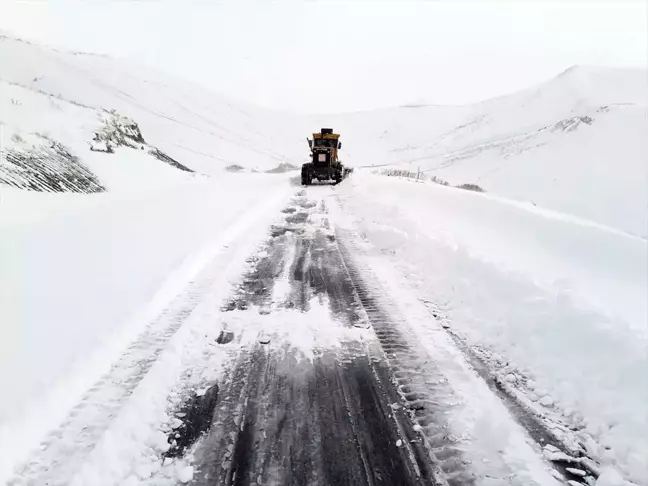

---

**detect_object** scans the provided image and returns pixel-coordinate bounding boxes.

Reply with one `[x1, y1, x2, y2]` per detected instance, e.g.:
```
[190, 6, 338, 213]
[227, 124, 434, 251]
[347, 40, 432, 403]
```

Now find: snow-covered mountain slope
[324, 66, 648, 238]
[0, 34, 305, 192]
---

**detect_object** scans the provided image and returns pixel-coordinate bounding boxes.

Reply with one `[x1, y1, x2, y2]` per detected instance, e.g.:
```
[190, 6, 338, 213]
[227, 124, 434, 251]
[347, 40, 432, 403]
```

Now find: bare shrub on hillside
[429, 175, 450, 186]
[225, 164, 245, 172]
[456, 183, 485, 192]
[266, 163, 299, 173]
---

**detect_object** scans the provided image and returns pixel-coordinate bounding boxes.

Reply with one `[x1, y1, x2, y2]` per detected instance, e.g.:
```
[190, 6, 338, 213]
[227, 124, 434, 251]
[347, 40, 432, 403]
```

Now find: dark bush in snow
[148, 148, 194, 173]
[266, 163, 299, 173]
[225, 164, 245, 172]
[456, 183, 486, 192]
[429, 175, 450, 186]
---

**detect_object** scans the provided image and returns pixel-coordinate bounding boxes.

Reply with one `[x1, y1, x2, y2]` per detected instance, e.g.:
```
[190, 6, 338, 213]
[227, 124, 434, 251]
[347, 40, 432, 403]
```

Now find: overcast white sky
[1, 0, 646, 113]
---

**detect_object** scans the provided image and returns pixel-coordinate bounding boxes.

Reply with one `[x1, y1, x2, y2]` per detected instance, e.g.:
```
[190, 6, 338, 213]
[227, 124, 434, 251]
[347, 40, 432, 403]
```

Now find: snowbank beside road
[0, 173, 292, 480]
[336, 172, 648, 484]
[346, 172, 646, 331]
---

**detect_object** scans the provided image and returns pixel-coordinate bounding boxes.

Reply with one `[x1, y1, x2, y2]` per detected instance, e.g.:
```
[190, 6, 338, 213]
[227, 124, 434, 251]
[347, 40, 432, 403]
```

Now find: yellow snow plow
[302, 128, 349, 185]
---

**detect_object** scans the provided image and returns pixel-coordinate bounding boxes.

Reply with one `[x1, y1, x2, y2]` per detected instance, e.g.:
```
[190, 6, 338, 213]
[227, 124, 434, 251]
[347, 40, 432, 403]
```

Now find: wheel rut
[179, 190, 447, 485]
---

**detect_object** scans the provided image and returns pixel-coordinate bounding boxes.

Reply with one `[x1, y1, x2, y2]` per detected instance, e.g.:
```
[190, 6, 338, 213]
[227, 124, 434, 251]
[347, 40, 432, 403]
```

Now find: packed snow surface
[335, 172, 648, 484]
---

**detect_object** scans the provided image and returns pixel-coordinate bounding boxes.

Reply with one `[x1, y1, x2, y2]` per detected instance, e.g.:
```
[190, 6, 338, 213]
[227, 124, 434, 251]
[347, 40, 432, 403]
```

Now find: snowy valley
[1, 33, 647, 486]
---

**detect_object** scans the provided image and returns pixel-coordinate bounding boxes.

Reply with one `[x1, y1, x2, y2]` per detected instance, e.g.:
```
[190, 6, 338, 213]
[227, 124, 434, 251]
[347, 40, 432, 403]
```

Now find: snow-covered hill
[322, 66, 648, 238]
[0, 34, 305, 194]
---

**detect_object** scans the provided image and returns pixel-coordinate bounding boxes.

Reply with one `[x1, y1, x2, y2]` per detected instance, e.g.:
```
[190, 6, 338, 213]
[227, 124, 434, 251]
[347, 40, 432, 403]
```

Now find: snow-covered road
[134, 187, 561, 486]
[185, 191, 447, 486]
[3, 173, 645, 486]
[0, 174, 294, 484]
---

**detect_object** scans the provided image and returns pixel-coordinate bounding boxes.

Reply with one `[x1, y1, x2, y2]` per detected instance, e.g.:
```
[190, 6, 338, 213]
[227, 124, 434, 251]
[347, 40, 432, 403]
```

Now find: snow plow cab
[302, 128, 347, 185]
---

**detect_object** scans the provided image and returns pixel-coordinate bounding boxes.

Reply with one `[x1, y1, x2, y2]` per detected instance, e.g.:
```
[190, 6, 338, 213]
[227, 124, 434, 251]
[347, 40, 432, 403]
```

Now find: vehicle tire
[301, 164, 312, 186]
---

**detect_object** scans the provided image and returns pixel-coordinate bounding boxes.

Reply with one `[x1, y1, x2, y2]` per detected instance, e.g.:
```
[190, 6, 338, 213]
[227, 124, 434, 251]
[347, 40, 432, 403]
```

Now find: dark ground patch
[1, 141, 105, 193]
[192, 349, 438, 486]
[148, 147, 194, 172]
[216, 330, 235, 344]
[165, 383, 219, 458]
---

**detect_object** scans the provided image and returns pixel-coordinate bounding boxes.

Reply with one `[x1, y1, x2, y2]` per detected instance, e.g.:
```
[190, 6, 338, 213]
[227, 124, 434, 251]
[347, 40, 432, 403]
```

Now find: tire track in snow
[181, 190, 441, 485]
[335, 228, 474, 486]
[6, 189, 292, 486]
[9, 261, 224, 486]
[332, 190, 580, 485]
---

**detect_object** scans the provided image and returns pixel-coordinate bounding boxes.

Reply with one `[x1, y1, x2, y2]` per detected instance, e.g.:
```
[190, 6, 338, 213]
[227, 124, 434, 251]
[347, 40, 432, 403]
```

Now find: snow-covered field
[1, 31, 647, 486]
